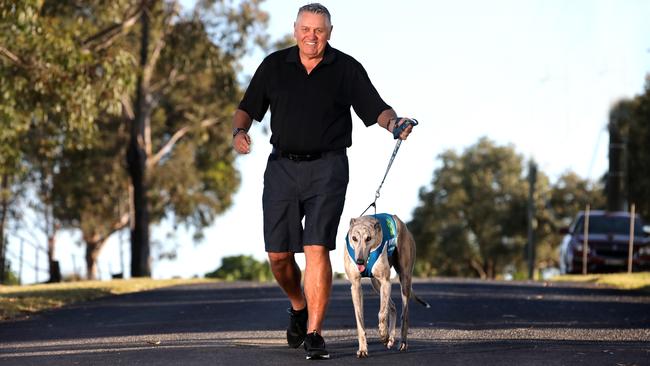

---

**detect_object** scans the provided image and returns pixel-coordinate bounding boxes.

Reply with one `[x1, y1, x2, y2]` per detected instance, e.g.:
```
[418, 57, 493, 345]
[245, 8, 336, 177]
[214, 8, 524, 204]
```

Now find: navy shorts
[262, 149, 349, 253]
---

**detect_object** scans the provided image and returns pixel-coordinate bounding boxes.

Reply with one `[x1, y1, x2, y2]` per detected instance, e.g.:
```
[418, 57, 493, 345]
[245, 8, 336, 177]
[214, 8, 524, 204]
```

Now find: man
[231, 3, 413, 360]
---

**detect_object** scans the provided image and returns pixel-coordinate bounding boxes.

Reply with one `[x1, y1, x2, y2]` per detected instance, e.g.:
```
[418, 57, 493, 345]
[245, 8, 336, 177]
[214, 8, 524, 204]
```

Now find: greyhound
[344, 213, 430, 358]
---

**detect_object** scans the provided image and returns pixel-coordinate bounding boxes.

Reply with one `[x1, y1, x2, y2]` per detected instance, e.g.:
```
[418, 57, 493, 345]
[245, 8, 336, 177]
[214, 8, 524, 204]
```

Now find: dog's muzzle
[356, 258, 366, 272]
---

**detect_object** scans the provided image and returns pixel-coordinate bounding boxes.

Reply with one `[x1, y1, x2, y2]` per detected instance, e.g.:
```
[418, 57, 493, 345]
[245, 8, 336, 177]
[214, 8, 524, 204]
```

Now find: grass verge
[552, 272, 650, 292]
[0, 278, 216, 321]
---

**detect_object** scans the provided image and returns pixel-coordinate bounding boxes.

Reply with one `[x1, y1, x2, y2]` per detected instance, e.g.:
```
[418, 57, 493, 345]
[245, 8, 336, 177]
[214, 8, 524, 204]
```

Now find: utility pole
[527, 161, 537, 280]
[607, 120, 625, 211]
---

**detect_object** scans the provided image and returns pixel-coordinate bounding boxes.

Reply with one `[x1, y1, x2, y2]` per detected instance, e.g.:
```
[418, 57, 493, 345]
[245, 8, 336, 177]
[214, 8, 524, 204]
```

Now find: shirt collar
[286, 43, 337, 66]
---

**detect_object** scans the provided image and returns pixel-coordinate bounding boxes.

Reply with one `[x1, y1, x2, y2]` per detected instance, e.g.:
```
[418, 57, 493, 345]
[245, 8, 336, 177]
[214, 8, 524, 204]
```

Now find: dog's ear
[374, 221, 381, 233]
[350, 218, 357, 226]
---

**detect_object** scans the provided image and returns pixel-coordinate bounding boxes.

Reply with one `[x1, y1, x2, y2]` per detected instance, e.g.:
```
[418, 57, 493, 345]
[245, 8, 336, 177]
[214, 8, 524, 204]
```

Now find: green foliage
[0, 0, 135, 152]
[1, 0, 270, 279]
[1, 261, 20, 285]
[205, 255, 273, 282]
[611, 77, 650, 221]
[409, 137, 605, 279]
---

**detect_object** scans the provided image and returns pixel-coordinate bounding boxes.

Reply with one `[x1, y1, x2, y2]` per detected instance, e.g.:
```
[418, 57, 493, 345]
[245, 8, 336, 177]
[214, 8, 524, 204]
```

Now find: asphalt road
[1, 278, 649, 366]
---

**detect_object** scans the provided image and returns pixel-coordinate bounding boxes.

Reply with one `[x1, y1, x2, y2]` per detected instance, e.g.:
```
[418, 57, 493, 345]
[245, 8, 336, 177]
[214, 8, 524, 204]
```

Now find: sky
[6, 0, 650, 284]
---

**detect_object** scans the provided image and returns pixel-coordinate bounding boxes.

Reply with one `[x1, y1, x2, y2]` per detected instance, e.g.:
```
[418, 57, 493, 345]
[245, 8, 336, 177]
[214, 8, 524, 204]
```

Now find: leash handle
[392, 117, 419, 139]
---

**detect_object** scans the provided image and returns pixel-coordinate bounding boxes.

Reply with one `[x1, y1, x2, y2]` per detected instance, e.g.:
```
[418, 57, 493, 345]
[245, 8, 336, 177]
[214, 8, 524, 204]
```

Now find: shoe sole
[306, 354, 330, 360]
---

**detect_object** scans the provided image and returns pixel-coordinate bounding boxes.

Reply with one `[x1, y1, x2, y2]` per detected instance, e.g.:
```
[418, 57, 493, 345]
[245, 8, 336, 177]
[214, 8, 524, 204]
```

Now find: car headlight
[640, 246, 650, 256]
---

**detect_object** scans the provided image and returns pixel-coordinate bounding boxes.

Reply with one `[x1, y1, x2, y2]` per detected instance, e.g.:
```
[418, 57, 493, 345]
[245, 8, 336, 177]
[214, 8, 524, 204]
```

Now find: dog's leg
[374, 277, 397, 348]
[398, 271, 411, 351]
[373, 276, 395, 348]
[395, 215, 417, 352]
[350, 278, 368, 358]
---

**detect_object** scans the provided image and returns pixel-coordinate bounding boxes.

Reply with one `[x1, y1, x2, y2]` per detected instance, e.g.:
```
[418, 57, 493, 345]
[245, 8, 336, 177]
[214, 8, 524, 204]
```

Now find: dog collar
[346, 213, 398, 278]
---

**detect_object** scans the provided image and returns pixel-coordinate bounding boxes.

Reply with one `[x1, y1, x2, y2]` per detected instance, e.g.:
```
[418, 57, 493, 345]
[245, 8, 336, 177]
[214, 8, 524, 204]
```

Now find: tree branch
[81, 1, 150, 52]
[147, 118, 220, 168]
[121, 94, 135, 120]
[0, 45, 26, 67]
[95, 212, 130, 246]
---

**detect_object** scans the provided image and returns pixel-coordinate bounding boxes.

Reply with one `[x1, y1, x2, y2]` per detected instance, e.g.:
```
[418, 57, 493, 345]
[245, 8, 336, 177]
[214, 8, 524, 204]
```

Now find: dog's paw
[379, 333, 389, 345]
[399, 342, 408, 351]
[385, 336, 395, 349]
[357, 349, 368, 358]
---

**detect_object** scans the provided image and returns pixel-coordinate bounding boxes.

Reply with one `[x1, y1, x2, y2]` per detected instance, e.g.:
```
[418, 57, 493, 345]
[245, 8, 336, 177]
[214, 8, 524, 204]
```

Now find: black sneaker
[286, 307, 308, 348]
[304, 331, 330, 360]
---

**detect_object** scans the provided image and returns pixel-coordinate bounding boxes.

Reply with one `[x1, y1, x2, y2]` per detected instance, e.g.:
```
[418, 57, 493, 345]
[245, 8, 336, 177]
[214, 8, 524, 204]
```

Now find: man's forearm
[377, 108, 398, 132]
[232, 109, 253, 131]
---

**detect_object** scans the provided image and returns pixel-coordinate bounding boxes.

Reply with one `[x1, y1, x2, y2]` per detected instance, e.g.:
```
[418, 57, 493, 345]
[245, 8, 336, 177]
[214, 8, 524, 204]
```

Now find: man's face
[293, 11, 332, 59]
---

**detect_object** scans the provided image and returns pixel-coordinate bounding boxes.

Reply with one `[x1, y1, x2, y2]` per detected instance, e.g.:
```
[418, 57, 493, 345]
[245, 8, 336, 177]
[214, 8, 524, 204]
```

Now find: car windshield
[575, 216, 643, 235]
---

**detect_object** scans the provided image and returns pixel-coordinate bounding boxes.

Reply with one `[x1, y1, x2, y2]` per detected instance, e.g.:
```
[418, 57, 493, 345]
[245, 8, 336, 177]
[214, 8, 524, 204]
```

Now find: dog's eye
[352, 236, 358, 242]
[365, 237, 371, 242]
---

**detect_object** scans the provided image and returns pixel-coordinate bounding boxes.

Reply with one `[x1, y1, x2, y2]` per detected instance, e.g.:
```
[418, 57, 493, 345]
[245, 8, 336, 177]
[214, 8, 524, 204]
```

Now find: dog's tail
[412, 292, 431, 308]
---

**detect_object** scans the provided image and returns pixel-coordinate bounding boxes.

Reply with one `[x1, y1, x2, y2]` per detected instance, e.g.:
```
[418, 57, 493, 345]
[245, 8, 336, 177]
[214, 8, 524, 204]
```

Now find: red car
[559, 210, 650, 274]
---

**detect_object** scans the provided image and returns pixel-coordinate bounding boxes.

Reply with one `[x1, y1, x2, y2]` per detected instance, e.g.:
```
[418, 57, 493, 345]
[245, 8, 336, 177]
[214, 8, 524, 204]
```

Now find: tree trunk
[470, 258, 487, 279]
[85, 237, 105, 280]
[0, 173, 8, 284]
[128, 0, 154, 278]
[47, 233, 61, 283]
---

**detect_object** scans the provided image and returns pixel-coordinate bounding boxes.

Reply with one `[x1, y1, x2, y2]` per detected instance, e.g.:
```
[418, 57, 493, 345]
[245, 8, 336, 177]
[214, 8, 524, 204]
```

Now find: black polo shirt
[238, 44, 391, 154]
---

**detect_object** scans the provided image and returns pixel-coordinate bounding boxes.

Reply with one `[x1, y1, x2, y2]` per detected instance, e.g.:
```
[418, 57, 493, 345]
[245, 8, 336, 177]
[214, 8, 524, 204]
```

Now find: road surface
[1, 278, 649, 365]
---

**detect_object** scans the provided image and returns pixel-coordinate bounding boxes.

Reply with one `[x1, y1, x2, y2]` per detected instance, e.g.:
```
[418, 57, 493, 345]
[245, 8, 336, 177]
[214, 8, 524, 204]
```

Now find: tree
[409, 138, 530, 278]
[409, 138, 607, 278]
[47, 0, 269, 279]
[0, 0, 136, 281]
[205, 255, 273, 281]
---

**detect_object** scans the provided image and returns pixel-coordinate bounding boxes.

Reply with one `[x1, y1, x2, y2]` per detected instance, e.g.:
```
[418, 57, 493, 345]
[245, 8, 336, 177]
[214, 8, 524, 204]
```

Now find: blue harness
[346, 213, 398, 278]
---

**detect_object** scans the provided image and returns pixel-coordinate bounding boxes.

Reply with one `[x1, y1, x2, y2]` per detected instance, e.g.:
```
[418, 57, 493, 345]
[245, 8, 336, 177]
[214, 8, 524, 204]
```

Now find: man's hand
[390, 118, 416, 140]
[233, 131, 252, 154]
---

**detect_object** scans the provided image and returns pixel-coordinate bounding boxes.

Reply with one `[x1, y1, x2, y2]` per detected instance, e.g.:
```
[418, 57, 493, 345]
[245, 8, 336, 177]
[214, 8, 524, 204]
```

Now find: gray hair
[297, 3, 331, 25]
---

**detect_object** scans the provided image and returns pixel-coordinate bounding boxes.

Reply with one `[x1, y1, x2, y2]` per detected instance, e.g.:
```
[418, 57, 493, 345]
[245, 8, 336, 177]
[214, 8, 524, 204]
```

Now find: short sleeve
[238, 60, 270, 122]
[350, 62, 391, 127]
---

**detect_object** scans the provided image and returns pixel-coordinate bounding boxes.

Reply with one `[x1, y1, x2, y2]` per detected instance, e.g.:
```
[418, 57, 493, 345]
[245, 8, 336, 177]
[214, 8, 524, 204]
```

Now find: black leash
[360, 118, 418, 216]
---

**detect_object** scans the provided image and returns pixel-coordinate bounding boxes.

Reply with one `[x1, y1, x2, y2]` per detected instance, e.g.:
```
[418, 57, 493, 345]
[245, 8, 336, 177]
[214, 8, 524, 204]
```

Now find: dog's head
[347, 216, 383, 273]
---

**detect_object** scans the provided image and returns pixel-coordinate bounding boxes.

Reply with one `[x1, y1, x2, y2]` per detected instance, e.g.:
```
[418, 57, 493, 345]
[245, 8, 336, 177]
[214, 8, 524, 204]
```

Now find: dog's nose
[356, 258, 365, 265]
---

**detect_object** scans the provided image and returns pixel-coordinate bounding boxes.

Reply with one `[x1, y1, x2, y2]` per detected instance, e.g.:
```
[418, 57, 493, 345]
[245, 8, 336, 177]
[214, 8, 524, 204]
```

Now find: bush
[205, 255, 273, 282]
[1, 261, 20, 285]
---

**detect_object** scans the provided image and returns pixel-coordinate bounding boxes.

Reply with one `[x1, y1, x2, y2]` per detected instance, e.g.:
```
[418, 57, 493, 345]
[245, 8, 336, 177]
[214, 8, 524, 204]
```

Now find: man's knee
[268, 252, 295, 267]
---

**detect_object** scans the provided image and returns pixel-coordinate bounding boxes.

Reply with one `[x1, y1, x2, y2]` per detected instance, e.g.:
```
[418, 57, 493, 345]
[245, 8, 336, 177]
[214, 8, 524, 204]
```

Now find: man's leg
[268, 252, 306, 311]
[303, 245, 332, 333]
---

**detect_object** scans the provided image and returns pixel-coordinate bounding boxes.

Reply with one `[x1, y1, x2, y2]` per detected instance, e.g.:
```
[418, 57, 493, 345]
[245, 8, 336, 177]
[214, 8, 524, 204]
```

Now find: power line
[586, 124, 606, 180]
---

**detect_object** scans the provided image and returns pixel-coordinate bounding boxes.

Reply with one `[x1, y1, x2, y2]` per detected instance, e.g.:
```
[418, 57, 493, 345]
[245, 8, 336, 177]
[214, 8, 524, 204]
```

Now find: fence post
[582, 205, 590, 275]
[627, 203, 636, 273]
[19, 239, 24, 285]
[35, 248, 39, 283]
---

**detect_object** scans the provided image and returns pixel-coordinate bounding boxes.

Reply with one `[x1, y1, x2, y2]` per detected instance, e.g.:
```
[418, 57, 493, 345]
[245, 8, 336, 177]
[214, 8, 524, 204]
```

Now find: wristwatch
[232, 127, 248, 138]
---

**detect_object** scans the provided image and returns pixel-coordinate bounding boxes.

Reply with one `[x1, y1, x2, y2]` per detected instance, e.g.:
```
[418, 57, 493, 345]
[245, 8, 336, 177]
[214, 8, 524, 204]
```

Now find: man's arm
[232, 109, 253, 154]
[377, 108, 413, 140]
